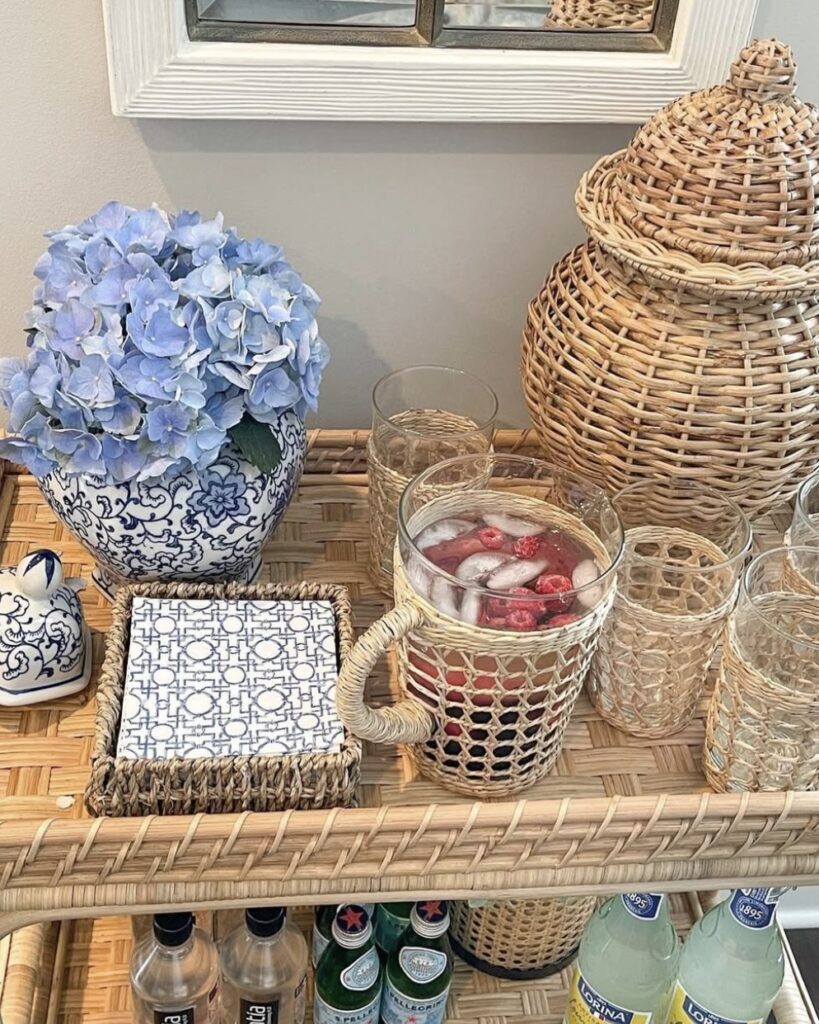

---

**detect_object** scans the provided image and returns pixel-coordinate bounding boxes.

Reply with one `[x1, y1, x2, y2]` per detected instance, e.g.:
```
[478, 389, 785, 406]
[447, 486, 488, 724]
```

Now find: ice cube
[455, 551, 511, 582]
[572, 558, 603, 609]
[483, 513, 542, 538]
[486, 558, 549, 590]
[413, 518, 475, 551]
[430, 576, 461, 620]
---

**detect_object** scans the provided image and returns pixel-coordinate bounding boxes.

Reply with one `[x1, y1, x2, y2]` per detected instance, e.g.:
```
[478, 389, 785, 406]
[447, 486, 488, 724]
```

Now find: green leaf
[229, 414, 282, 475]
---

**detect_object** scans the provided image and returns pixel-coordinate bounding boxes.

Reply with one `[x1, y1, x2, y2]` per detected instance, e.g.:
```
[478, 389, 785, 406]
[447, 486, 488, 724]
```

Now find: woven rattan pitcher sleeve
[336, 604, 435, 744]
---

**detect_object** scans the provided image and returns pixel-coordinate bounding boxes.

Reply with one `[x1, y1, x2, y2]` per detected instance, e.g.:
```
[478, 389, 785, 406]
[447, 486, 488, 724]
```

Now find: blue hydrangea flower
[0, 202, 327, 483]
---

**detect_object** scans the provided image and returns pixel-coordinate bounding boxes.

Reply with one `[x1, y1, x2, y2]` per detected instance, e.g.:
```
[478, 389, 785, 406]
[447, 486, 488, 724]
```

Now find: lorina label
[381, 977, 450, 1024]
[563, 967, 652, 1024]
[313, 991, 381, 1024]
[667, 984, 763, 1024]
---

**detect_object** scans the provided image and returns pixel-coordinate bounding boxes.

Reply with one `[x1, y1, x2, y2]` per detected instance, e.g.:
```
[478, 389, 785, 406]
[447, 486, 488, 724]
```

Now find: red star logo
[339, 906, 365, 929]
[419, 900, 442, 919]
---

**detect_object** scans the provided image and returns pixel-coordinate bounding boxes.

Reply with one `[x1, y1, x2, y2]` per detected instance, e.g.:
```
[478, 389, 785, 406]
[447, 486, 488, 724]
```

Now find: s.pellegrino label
[313, 990, 381, 1024]
[239, 998, 280, 1024]
[667, 984, 763, 1024]
[154, 1011, 194, 1024]
[728, 889, 787, 930]
[621, 893, 665, 922]
[564, 967, 652, 1024]
[340, 947, 381, 992]
[398, 947, 448, 985]
[381, 976, 450, 1024]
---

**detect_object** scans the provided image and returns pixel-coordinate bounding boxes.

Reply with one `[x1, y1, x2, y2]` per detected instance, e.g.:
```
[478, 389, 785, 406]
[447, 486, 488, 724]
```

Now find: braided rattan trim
[86, 581, 361, 817]
[449, 896, 596, 972]
[588, 527, 740, 738]
[521, 241, 819, 516]
[391, 491, 615, 798]
[704, 617, 819, 793]
[543, 0, 652, 29]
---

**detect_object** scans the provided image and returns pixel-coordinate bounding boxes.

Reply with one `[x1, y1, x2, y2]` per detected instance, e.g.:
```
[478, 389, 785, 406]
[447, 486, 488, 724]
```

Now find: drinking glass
[705, 546, 819, 792]
[367, 366, 497, 591]
[587, 481, 751, 738]
[785, 472, 819, 595]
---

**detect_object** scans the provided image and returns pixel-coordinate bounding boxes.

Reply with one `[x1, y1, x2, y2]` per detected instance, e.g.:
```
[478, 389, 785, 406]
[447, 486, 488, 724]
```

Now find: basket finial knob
[729, 38, 797, 102]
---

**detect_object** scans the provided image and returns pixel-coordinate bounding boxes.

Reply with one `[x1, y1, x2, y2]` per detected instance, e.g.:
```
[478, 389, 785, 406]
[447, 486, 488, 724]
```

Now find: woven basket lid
[576, 38, 819, 298]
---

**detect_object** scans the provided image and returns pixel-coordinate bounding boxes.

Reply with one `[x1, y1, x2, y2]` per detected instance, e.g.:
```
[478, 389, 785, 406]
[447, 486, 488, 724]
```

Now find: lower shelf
[8, 896, 812, 1024]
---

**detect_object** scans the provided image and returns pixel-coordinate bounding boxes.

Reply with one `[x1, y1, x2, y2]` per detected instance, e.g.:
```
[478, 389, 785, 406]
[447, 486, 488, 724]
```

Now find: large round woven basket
[522, 38, 819, 516]
[449, 897, 597, 979]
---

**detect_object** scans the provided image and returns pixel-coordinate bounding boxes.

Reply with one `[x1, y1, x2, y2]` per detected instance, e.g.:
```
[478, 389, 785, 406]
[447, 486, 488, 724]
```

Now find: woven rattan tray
[0, 431, 815, 941]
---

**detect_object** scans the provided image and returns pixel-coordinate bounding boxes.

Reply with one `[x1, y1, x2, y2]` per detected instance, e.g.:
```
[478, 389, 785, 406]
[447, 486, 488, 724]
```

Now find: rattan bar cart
[0, 431, 814, 1024]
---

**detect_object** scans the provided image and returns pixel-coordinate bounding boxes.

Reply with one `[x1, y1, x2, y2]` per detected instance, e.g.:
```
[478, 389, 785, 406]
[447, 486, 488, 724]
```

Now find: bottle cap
[331, 905, 372, 949]
[410, 900, 450, 938]
[246, 907, 286, 938]
[153, 913, 194, 947]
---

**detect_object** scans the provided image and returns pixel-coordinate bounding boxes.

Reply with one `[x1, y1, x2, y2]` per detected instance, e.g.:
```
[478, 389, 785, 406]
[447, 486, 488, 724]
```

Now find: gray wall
[0, 0, 816, 428]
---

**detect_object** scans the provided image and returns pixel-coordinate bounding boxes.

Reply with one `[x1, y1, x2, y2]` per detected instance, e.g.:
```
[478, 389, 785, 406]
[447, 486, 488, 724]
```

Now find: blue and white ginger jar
[0, 549, 91, 706]
[38, 411, 306, 598]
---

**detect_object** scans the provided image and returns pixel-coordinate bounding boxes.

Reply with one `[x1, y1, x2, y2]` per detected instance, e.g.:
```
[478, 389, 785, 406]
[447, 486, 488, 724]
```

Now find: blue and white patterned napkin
[116, 597, 343, 759]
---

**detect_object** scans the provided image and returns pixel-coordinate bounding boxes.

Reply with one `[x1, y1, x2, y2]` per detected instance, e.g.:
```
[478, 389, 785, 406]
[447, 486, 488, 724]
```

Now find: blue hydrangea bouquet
[0, 202, 329, 483]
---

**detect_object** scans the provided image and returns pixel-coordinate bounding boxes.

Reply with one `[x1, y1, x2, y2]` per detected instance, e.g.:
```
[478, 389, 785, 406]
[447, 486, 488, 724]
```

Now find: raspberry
[513, 535, 541, 559]
[506, 609, 538, 631]
[543, 612, 581, 629]
[534, 573, 574, 612]
[482, 615, 508, 630]
[478, 527, 506, 550]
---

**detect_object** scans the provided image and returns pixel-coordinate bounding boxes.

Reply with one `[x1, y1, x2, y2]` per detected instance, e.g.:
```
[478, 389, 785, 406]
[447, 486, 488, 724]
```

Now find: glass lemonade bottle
[564, 893, 679, 1024]
[313, 904, 376, 966]
[314, 905, 383, 1024]
[219, 907, 309, 1024]
[381, 900, 453, 1024]
[669, 888, 787, 1024]
[130, 913, 220, 1024]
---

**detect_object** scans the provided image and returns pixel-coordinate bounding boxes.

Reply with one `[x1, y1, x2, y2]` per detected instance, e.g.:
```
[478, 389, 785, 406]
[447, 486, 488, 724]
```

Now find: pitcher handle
[337, 604, 435, 744]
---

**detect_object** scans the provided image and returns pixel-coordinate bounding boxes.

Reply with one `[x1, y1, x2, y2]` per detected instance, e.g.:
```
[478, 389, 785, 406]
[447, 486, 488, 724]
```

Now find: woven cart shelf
[0, 430, 814, 950]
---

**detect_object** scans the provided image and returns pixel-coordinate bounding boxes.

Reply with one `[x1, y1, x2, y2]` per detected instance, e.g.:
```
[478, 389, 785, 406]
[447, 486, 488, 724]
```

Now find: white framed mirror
[103, 0, 758, 121]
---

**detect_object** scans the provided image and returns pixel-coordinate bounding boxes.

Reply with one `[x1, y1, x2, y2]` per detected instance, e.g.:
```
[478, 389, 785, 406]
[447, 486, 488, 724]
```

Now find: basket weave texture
[544, 0, 654, 30]
[522, 38, 819, 516]
[588, 528, 739, 738]
[449, 897, 596, 976]
[85, 580, 359, 817]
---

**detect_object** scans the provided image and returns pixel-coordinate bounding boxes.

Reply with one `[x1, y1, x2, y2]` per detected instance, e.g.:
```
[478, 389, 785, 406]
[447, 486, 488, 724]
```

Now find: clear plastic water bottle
[669, 888, 787, 1024]
[220, 907, 309, 1024]
[130, 912, 220, 1024]
[564, 893, 680, 1024]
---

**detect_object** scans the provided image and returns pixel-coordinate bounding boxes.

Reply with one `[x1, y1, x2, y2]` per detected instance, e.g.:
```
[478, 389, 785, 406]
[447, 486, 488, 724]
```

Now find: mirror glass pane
[443, 0, 658, 30]
[197, 0, 417, 28]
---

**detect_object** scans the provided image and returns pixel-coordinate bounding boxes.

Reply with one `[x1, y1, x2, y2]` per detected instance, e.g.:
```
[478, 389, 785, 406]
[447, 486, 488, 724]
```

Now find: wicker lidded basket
[86, 580, 360, 817]
[523, 38, 819, 517]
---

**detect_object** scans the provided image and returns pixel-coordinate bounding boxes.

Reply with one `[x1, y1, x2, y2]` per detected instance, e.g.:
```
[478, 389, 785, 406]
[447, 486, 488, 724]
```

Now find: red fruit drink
[405, 507, 603, 766]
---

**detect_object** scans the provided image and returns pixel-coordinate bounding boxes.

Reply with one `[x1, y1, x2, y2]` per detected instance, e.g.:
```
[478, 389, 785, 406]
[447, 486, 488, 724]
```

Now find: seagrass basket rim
[576, 152, 819, 301]
[85, 579, 361, 817]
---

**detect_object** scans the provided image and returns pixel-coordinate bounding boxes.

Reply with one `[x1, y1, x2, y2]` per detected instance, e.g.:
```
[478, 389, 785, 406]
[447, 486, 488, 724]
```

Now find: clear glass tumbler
[786, 472, 819, 595]
[367, 366, 497, 591]
[705, 546, 819, 792]
[587, 481, 751, 738]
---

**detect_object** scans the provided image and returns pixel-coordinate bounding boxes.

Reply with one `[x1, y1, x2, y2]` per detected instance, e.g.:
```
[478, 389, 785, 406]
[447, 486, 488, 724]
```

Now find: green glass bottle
[380, 900, 453, 1024]
[314, 905, 383, 1024]
[313, 904, 375, 966]
[668, 888, 787, 1024]
[374, 904, 413, 957]
[564, 893, 680, 1024]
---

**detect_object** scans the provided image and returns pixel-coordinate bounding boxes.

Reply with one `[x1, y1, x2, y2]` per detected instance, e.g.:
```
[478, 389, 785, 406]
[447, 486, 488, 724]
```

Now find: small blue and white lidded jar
[0, 549, 92, 705]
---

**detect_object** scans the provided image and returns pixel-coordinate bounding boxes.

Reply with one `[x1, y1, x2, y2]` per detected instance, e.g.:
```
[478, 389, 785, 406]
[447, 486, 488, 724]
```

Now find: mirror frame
[103, 0, 759, 122]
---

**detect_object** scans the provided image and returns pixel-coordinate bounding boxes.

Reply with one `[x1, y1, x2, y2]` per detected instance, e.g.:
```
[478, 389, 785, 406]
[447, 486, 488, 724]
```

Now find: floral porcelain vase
[39, 412, 306, 598]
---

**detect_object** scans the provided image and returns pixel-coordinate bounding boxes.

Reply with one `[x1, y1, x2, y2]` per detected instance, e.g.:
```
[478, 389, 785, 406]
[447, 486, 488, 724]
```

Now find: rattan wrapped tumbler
[522, 38, 819, 517]
[449, 896, 597, 979]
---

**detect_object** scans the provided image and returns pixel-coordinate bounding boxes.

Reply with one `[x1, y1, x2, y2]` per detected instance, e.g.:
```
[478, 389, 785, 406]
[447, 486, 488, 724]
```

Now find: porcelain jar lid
[575, 38, 819, 299]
